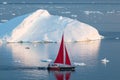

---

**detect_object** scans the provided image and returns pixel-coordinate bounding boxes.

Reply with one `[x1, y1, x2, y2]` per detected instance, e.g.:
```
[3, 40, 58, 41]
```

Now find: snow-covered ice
[0, 9, 102, 42]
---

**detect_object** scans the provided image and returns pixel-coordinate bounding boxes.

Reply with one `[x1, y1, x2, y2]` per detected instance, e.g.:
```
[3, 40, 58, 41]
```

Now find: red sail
[54, 35, 64, 64]
[65, 46, 71, 65]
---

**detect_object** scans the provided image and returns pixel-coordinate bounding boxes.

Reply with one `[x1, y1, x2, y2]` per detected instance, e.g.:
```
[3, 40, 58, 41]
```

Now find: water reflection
[6, 40, 101, 80]
[7, 40, 101, 67]
[54, 71, 71, 80]
[0, 41, 2, 46]
[67, 40, 101, 66]
[49, 71, 71, 80]
[7, 43, 49, 67]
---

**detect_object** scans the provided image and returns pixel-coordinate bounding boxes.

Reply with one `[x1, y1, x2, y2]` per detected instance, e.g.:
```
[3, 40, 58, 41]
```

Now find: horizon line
[1, 2, 120, 5]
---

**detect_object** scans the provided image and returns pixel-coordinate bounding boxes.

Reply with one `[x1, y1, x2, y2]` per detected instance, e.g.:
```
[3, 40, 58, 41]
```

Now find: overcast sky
[0, 0, 120, 3]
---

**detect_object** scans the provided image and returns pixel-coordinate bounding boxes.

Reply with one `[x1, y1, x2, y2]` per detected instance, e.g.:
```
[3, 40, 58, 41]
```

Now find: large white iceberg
[7, 9, 102, 42]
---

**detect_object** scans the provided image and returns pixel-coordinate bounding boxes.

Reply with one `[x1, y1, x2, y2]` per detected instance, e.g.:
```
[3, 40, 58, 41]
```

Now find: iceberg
[1, 9, 102, 42]
[0, 14, 28, 39]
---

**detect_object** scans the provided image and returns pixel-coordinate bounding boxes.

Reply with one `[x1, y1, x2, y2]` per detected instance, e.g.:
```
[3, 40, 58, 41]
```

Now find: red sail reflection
[54, 71, 71, 80]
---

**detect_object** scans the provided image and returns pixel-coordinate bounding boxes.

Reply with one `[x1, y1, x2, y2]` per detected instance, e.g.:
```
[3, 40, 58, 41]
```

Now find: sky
[0, 0, 120, 3]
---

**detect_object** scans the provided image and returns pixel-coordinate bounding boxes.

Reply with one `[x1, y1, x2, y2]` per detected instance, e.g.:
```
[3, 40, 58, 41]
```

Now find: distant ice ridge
[7, 9, 102, 42]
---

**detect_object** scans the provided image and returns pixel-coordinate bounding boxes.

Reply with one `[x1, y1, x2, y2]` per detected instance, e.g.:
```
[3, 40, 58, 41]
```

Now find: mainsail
[65, 46, 71, 65]
[54, 34, 71, 65]
[54, 34, 64, 64]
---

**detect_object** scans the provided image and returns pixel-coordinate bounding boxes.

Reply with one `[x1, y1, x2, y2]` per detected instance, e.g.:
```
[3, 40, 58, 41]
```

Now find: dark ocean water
[0, 3, 120, 80]
[0, 3, 120, 31]
[0, 36, 120, 80]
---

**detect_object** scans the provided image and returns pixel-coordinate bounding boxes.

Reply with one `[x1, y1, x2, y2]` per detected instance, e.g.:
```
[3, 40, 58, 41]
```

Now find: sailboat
[47, 34, 75, 71]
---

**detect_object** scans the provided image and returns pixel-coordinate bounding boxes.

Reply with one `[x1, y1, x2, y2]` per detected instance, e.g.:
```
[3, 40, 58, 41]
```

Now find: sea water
[0, 3, 120, 80]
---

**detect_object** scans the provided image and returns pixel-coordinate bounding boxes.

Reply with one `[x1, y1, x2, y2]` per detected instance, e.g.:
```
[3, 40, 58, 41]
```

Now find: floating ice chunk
[41, 59, 52, 62]
[115, 37, 119, 40]
[101, 58, 109, 63]
[1, 19, 8, 23]
[101, 58, 109, 66]
[71, 15, 77, 17]
[107, 11, 115, 14]
[84, 11, 103, 15]
[32, 41, 40, 43]
[14, 60, 21, 63]
[61, 11, 71, 14]
[74, 62, 86, 66]
[12, 13, 16, 16]
[3, 2, 7, 5]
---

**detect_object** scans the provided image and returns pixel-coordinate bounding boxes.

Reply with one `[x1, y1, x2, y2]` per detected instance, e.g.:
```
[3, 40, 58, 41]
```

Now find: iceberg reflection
[7, 40, 101, 67]
[67, 40, 101, 66]
[7, 43, 49, 67]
